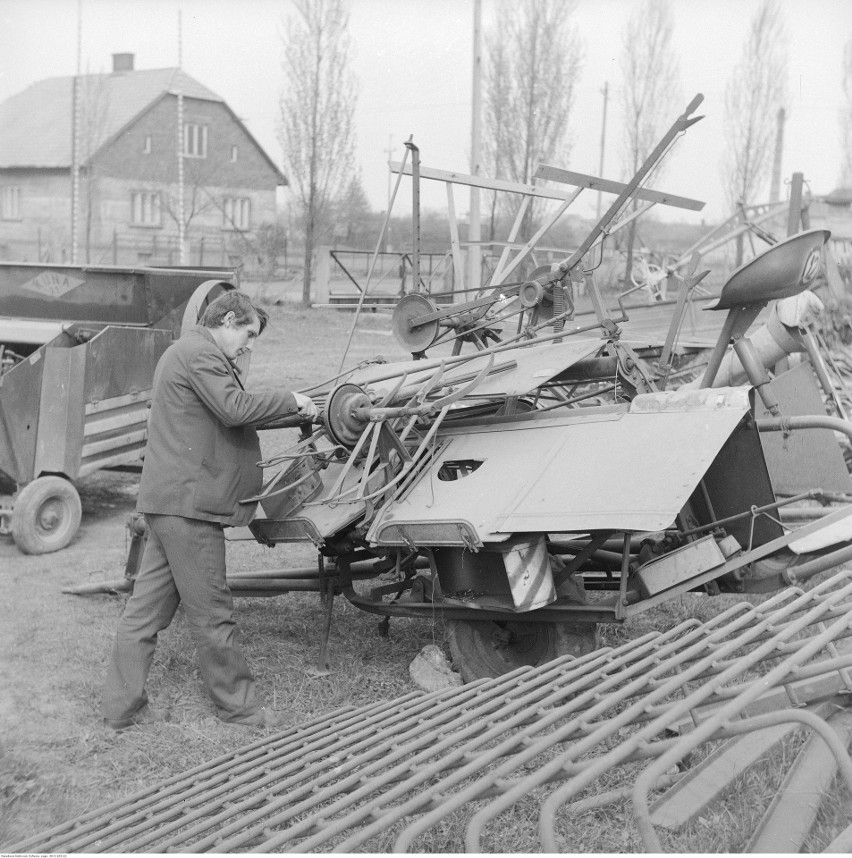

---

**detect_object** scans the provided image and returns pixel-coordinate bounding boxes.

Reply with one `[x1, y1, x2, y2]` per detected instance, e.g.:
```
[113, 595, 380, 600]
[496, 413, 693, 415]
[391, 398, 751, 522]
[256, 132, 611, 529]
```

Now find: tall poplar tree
[619, 0, 680, 283]
[840, 36, 852, 186]
[482, 0, 583, 238]
[721, 0, 788, 210]
[278, 0, 357, 306]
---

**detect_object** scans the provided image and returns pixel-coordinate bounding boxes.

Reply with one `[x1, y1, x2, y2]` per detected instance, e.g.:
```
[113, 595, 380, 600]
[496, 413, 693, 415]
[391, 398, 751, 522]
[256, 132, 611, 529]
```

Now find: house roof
[825, 187, 852, 205]
[0, 67, 251, 170]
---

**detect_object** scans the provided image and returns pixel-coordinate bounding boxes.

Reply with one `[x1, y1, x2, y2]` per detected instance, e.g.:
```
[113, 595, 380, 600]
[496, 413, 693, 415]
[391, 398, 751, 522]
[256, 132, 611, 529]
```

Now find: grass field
[1, 287, 850, 852]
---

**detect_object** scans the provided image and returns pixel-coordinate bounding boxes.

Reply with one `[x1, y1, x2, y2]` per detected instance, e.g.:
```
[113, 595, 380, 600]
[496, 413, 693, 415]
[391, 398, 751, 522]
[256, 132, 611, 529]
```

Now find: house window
[1, 186, 21, 220]
[231, 145, 238, 162]
[131, 191, 161, 226]
[223, 197, 250, 230]
[143, 135, 152, 154]
[183, 123, 207, 158]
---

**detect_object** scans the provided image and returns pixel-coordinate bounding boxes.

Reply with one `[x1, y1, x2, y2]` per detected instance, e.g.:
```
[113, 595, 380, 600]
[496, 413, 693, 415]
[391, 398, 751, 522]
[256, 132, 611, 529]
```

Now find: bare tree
[161, 158, 220, 242]
[278, 0, 357, 306]
[721, 0, 788, 211]
[619, 0, 680, 284]
[840, 36, 852, 187]
[482, 0, 583, 239]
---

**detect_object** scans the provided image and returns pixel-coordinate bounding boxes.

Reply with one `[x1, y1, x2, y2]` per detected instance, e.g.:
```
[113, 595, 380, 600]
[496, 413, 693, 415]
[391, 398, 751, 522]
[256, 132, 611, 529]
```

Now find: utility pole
[177, 10, 186, 265]
[469, 0, 483, 294]
[769, 107, 785, 203]
[596, 81, 609, 220]
[384, 135, 393, 253]
[385, 134, 394, 206]
[70, 0, 82, 263]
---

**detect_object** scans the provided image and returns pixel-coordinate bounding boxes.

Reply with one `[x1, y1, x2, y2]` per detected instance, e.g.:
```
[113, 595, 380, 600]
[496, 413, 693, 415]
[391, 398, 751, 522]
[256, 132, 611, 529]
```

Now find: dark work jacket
[136, 325, 298, 527]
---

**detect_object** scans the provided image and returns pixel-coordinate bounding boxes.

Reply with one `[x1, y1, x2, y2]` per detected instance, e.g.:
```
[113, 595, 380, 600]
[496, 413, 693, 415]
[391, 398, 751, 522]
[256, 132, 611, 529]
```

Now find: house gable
[0, 65, 286, 267]
[0, 67, 283, 182]
[93, 94, 285, 190]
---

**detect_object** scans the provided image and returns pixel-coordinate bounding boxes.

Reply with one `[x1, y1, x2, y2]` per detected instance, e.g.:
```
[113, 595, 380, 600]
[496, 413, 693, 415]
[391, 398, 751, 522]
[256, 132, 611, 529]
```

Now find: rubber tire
[12, 476, 82, 555]
[446, 619, 600, 683]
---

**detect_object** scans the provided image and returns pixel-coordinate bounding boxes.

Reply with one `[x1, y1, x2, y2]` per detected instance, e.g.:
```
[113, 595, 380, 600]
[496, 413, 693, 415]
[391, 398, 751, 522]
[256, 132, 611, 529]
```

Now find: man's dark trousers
[102, 514, 260, 722]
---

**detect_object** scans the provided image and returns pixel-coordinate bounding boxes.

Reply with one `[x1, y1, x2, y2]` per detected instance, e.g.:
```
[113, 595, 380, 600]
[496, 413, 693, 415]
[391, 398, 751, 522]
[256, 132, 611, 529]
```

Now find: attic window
[231, 145, 238, 162]
[143, 135, 152, 154]
[183, 123, 207, 158]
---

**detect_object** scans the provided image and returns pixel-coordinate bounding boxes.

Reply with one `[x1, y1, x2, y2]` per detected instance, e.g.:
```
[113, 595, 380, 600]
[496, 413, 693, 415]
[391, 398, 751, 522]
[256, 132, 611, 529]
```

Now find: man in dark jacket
[102, 291, 317, 730]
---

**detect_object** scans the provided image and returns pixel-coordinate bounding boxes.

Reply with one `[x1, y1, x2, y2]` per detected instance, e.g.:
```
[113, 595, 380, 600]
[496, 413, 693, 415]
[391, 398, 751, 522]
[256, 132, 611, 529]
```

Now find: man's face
[216, 311, 261, 361]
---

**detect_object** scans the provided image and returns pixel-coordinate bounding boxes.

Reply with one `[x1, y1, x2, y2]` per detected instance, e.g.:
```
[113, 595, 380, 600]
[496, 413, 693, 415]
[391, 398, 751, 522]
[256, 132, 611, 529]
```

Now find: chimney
[112, 53, 135, 73]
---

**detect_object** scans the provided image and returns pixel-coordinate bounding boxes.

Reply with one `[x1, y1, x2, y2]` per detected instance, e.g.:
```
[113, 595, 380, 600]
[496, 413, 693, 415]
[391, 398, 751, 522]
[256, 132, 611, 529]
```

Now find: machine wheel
[446, 619, 600, 683]
[12, 476, 82, 555]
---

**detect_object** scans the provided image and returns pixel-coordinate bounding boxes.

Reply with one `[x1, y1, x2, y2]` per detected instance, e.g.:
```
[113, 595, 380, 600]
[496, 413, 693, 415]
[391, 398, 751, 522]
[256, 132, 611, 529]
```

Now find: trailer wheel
[446, 619, 599, 683]
[12, 477, 82, 555]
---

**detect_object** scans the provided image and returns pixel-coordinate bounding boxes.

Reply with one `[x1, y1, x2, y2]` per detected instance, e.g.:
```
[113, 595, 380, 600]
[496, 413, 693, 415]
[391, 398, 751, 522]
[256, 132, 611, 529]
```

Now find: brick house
[0, 53, 286, 268]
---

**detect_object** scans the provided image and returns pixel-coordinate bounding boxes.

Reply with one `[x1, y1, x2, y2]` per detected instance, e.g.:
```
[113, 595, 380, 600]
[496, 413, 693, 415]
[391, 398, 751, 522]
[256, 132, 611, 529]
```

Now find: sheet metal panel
[33, 346, 87, 477]
[369, 388, 751, 543]
[0, 318, 65, 345]
[251, 461, 372, 544]
[758, 361, 852, 495]
[0, 262, 234, 328]
[347, 339, 604, 399]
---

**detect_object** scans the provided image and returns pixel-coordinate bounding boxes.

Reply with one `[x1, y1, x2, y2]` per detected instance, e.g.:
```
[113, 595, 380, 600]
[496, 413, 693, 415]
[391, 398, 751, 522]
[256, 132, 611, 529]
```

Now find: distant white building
[0, 53, 286, 267]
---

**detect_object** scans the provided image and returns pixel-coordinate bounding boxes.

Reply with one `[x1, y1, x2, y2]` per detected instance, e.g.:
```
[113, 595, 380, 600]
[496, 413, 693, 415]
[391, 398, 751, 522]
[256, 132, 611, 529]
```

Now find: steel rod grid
[11, 570, 852, 854]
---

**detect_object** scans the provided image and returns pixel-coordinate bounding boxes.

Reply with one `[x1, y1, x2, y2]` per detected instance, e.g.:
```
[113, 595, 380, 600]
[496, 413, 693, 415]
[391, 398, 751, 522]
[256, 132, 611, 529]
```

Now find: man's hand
[293, 392, 319, 421]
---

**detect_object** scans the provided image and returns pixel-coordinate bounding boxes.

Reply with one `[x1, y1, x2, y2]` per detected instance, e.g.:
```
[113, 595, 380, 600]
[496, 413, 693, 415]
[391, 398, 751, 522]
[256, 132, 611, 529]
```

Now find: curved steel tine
[241, 468, 317, 504]
[323, 420, 377, 503]
[376, 370, 409, 408]
[242, 439, 321, 505]
[256, 426, 324, 468]
[414, 360, 448, 404]
[354, 404, 451, 503]
[355, 416, 384, 499]
[414, 353, 495, 414]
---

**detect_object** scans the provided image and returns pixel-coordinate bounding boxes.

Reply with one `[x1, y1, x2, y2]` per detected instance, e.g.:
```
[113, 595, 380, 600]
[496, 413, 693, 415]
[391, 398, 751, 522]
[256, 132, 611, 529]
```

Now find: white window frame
[223, 197, 250, 231]
[143, 135, 152, 154]
[130, 191, 162, 227]
[183, 123, 208, 158]
[1, 186, 21, 220]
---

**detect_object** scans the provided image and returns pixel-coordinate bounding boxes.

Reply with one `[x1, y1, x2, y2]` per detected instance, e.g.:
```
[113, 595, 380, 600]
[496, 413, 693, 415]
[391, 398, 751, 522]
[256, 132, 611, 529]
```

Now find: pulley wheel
[392, 293, 440, 353]
[527, 264, 554, 290]
[519, 280, 544, 309]
[324, 383, 372, 448]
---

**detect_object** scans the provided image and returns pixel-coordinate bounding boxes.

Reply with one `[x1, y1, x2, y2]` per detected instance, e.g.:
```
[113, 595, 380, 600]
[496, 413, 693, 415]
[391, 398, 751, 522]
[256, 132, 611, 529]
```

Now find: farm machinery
[0, 264, 237, 554]
[237, 94, 852, 682]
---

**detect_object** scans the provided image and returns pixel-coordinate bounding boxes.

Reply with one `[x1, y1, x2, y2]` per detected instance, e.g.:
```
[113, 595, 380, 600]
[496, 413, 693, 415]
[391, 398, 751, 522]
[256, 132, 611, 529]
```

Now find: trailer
[0, 263, 236, 553]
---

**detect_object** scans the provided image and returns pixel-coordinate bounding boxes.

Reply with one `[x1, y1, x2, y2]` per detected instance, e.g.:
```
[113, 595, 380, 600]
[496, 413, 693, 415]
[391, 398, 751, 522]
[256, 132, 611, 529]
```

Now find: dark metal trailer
[0, 262, 236, 553]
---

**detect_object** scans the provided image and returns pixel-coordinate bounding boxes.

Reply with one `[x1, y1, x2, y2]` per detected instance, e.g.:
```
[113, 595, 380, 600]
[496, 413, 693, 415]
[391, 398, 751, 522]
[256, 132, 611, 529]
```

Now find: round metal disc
[392, 293, 440, 353]
[519, 280, 544, 309]
[324, 383, 372, 448]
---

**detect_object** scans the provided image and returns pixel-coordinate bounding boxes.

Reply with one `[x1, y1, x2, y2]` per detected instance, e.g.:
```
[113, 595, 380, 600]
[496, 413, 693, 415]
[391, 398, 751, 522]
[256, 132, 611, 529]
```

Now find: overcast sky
[1, 0, 850, 226]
